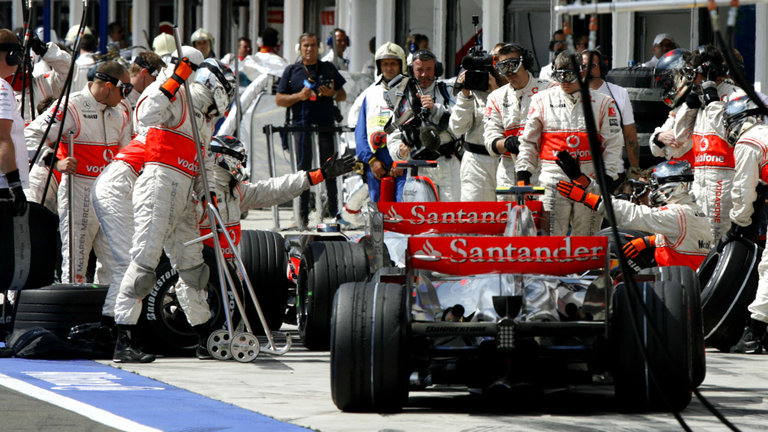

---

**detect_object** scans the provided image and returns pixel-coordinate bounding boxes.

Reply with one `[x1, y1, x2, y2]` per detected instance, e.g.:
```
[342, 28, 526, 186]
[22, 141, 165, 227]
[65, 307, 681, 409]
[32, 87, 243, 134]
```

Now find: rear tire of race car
[639, 266, 705, 388]
[239, 230, 289, 334]
[331, 281, 410, 412]
[612, 266, 694, 412]
[138, 251, 227, 355]
[698, 238, 761, 352]
[298, 241, 368, 351]
[12, 284, 108, 340]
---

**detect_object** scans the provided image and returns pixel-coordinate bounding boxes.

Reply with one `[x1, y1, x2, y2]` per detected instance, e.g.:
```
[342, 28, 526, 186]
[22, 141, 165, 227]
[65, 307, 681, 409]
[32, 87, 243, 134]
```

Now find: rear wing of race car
[407, 235, 609, 276]
[377, 201, 545, 235]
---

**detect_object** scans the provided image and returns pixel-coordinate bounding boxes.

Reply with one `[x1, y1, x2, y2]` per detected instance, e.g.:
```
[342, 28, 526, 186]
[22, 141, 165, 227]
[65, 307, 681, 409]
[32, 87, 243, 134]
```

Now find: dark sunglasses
[93, 71, 134, 98]
[495, 57, 522, 75]
[552, 69, 579, 83]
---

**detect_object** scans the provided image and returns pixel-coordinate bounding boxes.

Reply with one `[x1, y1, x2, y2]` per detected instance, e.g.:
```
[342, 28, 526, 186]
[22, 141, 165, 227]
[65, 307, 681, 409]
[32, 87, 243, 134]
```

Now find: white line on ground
[0, 372, 163, 432]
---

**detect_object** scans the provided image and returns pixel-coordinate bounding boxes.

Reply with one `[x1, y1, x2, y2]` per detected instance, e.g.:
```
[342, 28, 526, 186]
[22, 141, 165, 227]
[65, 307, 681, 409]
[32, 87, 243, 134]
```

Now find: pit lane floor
[1, 209, 767, 431]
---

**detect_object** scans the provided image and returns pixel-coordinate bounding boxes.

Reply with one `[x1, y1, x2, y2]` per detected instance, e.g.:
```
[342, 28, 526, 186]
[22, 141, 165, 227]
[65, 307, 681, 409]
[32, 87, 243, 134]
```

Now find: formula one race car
[329, 197, 704, 413]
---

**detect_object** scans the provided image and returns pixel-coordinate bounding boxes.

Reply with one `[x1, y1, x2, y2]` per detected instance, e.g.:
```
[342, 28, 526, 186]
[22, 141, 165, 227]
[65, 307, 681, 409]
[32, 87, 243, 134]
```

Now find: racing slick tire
[297, 240, 368, 351]
[0, 202, 59, 290]
[13, 284, 108, 340]
[239, 229, 289, 334]
[639, 266, 705, 388]
[331, 281, 409, 412]
[596, 227, 656, 273]
[138, 250, 227, 355]
[697, 238, 761, 352]
[612, 266, 695, 412]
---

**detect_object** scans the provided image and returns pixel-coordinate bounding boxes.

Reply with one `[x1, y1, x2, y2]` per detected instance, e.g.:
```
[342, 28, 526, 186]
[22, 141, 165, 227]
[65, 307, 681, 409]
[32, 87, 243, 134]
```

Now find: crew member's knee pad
[178, 262, 210, 291]
[124, 262, 156, 299]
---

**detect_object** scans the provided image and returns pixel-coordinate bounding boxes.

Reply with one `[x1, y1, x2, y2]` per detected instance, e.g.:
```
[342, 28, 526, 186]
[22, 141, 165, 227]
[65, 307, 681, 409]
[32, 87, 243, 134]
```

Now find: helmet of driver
[649, 160, 694, 206]
[723, 93, 766, 146]
[210, 135, 248, 182]
[194, 58, 236, 118]
[374, 42, 406, 75]
[654, 48, 691, 108]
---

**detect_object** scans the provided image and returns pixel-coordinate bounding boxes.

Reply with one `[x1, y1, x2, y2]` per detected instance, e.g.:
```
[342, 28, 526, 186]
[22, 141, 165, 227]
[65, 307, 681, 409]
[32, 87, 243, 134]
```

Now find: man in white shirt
[0, 29, 28, 217]
[582, 49, 641, 177]
[322, 28, 350, 72]
[642, 33, 677, 68]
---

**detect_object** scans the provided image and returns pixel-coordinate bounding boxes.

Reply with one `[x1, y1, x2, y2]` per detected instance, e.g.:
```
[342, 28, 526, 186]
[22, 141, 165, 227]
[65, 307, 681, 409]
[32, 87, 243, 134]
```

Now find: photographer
[389, 50, 460, 201]
[276, 32, 346, 228]
[449, 48, 503, 201]
[484, 43, 554, 189]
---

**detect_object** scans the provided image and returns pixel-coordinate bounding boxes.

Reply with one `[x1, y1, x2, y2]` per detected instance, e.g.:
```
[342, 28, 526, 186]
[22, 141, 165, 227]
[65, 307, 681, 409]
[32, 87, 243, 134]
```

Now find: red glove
[160, 57, 195, 100]
[556, 180, 602, 210]
[622, 235, 656, 258]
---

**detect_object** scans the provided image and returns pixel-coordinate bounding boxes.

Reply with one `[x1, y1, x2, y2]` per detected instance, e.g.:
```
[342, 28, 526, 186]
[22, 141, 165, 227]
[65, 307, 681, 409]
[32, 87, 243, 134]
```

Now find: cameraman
[389, 50, 460, 201]
[450, 56, 503, 201]
[484, 43, 554, 189]
[276, 32, 346, 228]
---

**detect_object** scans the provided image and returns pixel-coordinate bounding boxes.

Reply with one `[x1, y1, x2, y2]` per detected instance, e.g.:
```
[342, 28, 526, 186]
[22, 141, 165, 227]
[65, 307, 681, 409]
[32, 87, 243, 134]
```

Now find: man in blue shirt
[276, 33, 346, 228]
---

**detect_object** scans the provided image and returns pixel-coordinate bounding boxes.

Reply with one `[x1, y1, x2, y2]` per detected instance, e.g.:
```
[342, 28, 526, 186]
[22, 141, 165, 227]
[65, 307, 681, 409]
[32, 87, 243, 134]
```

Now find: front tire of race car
[331, 281, 410, 412]
[639, 266, 705, 388]
[297, 241, 368, 351]
[698, 238, 761, 352]
[239, 230, 289, 334]
[612, 266, 695, 411]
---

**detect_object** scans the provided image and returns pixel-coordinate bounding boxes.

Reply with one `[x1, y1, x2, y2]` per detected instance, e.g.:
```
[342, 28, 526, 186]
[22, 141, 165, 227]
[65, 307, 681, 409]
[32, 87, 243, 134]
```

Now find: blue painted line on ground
[0, 358, 310, 432]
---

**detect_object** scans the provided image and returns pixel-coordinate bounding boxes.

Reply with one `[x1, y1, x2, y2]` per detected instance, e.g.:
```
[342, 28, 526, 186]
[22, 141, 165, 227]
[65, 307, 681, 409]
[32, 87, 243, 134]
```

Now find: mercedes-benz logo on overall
[566, 135, 581, 149]
[699, 137, 710, 151]
[103, 148, 115, 162]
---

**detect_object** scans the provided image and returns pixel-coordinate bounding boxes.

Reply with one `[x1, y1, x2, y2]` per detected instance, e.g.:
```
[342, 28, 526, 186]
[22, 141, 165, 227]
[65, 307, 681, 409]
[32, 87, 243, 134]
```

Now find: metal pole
[555, 0, 768, 15]
[171, 27, 234, 338]
[311, 130, 323, 225]
[264, 124, 280, 230]
[67, 131, 74, 283]
[289, 131, 300, 228]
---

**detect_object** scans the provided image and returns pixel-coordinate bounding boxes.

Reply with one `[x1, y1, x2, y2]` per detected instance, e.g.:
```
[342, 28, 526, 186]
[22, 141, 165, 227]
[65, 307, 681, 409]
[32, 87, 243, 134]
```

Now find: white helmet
[194, 58, 236, 118]
[153, 33, 175, 57]
[64, 25, 92, 44]
[170, 46, 205, 70]
[375, 42, 406, 75]
[190, 28, 214, 57]
[649, 160, 694, 206]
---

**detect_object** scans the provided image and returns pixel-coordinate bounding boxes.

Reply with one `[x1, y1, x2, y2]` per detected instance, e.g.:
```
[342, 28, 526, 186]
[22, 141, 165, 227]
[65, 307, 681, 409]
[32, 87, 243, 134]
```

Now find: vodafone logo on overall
[566, 135, 581, 149]
[699, 137, 710, 151]
[103, 148, 115, 162]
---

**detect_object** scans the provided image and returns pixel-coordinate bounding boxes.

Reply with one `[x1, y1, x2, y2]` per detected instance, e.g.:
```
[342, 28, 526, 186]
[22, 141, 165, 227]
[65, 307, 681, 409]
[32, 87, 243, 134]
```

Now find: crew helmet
[190, 28, 215, 57]
[654, 48, 691, 108]
[194, 58, 236, 118]
[723, 93, 766, 146]
[649, 160, 694, 206]
[210, 135, 248, 181]
[153, 33, 175, 57]
[170, 46, 205, 70]
[374, 42, 406, 75]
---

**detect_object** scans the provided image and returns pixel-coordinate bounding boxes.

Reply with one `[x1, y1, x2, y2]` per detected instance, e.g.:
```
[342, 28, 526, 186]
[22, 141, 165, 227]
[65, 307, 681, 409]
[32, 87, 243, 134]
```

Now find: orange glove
[160, 57, 195, 100]
[516, 170, 531, 186]
[622, 235, 656, 258]
[556, 180, 602, 210]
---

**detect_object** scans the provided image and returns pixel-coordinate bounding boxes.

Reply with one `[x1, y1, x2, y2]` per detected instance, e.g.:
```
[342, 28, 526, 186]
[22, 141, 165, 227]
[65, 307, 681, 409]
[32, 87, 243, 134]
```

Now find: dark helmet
[723, 93, 765, 146]
[649, 160, 694, 206]
[210, 135, 248, 181]
[654, 48, 691, 108]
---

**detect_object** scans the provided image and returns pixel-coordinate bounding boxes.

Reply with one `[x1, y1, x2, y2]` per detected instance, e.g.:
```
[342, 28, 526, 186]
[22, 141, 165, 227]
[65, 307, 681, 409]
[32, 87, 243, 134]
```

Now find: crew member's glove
[4, 170, 27, 216]
[701, 80, 719, 106]
[557, 180, 602, 210]
[685, 90, 702, 109]
[622, 235, 656, 259]
[627, 166, 642, 180]
[370, 131, 387, 149]
[308, 153, 356, 185]
[717, 222, 754, 251]
[160, 57, 195, 100]
[555, 150, 590, 187]
[503, 135, 520, 154]
[29, 33, 48, 57]
[516, 170, 531, 186]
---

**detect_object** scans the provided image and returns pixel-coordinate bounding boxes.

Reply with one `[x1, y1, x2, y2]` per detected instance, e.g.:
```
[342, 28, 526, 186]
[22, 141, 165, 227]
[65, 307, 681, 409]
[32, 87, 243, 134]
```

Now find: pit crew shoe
[730, 319, 768, 354]
[113, 326, 156, 363]
[194, 324, 214, 360]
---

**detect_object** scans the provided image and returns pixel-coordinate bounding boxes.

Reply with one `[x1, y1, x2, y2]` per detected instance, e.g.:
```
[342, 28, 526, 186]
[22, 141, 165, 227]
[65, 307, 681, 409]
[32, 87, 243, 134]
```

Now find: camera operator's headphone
[583, 49, 609, 78]
[407, 50, 443, 78]
[0, 43, 22, 66]
[501, 43, 534, 71]
[695, 44, 726, 79]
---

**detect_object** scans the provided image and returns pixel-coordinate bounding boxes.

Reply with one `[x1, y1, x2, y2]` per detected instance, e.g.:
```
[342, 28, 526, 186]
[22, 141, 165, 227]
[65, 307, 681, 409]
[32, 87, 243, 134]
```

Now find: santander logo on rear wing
[378, 201, 544, 235]
[407, 235, 608, 276]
